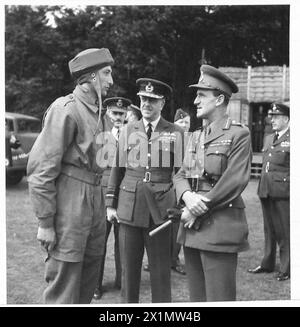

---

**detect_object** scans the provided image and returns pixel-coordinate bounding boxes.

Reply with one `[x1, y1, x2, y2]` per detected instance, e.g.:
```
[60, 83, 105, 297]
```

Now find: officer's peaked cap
[136, 78, 172, 99]
[69, 48, 114, 78]
[269, 103, 290, 117]
[103, 97, 132, 111]
[189, 64, 238, 97]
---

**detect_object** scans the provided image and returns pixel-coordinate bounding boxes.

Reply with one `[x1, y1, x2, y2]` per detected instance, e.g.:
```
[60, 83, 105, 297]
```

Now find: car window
[5, 119, 14, 132]
[17, 119, 41, 133]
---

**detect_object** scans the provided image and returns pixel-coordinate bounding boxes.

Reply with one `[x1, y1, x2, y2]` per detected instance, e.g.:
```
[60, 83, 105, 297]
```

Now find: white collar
[111, 126, 120, 140]
[142, 116, 161, 131]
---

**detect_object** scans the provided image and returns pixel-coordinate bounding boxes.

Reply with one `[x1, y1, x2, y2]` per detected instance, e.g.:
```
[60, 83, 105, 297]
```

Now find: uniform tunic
[173, 115, 252, 301]
[105, 117, 183, 303]
[257, 129, 290, 275]
[174, 115, 251, 253]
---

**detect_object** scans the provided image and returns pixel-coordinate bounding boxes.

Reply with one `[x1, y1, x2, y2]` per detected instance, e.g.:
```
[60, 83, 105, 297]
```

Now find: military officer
[93, 96, 132, 300]
[27, 48, 114, 304]
[248, 103, 290, 281]
[105, 78, 184, 303]
[173, 65, 252, 302]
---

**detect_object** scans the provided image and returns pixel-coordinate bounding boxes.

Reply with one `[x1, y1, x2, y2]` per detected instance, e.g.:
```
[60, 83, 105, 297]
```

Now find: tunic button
[123, 186, 126, 189]
[271, 146, 274, 149]
[229, 203, 233, 207]
[216, 151, 219, 154]
[269, 153, 272, 156]
[283, 178, 286, 181]
[147, 153, 151, 157]
[146, 166, 149, 169]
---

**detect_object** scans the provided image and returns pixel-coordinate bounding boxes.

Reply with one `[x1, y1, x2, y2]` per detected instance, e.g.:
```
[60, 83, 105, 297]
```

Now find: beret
[174, 108, 189, 122]
[69, 48, 114, 78]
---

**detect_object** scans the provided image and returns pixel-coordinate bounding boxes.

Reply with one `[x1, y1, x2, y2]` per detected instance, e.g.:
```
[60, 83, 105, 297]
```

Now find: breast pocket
[270, 148, 289, 166]
[205, 146, 230, 176]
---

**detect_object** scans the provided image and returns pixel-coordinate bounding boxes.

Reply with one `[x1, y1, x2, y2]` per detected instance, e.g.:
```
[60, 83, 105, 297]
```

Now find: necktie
[116, 129, 120, 140]
[147, 123, 153, 140]
[273, 132, 279, 143]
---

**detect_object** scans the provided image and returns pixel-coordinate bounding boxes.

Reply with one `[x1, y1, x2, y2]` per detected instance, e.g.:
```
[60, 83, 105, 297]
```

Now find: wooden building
[220, 65, 290, 153]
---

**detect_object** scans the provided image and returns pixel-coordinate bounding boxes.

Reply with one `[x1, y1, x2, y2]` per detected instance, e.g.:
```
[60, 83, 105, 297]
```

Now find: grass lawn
[6, 178, 290, 304]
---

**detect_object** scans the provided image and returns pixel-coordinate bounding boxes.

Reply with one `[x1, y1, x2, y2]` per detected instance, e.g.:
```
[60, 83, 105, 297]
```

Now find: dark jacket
[258, 129, 290, 199]
[105, 117, 184, 228]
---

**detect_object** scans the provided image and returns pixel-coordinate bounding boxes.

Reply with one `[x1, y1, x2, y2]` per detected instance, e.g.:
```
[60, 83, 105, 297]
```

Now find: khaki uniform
[257, 129, 290, 275]
[106, 117, 183, 303]
[174, 115, 252, 301]
[27, 85, 111, 303]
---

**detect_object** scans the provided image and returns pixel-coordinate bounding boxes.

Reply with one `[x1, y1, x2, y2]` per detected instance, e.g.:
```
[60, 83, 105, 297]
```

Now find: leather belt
[61, 165, 102, 186]
[125, 169, 172, 183]
[188, 178, 214, 192]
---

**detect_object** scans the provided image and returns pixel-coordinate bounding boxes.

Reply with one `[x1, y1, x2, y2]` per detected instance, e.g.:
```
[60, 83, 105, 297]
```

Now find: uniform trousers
[119, 222, 171, 303]
[183, 247, 237, 302]
[96, 220, 121, 289]
[171, 220, 182, 267]
[260, 197, 290, 275]
[43, 254, 103, 304]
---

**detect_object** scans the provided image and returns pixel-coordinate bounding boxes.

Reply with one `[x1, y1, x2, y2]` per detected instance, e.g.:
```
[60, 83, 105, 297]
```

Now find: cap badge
[117, 99, 123, 107]
[180, 114, 184, 119]
[272, 103, 277, 111]
[145, 82, 154, 93]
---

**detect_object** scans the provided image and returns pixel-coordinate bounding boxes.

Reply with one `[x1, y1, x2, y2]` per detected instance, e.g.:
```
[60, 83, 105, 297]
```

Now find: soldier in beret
[174, 108, 191, 133]
[173, 65, 252, 301]
[105, 78, 184, 303]
[93, 97, 132, 300]
[27, 48, 114, 303]
[248, 103, 290, 281]
[126, 104, 142, 124]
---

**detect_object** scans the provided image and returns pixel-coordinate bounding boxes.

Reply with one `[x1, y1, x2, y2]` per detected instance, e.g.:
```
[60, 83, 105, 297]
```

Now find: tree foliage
[5, 5, 289, 123]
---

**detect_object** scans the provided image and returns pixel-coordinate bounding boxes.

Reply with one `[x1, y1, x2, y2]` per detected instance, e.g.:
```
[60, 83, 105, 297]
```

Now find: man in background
[93, 96, 132, 300]
[248, 103, 290, 281]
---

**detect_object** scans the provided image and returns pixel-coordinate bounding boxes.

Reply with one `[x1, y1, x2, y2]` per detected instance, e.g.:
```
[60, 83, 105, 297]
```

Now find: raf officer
[27, 48, 114, 304]
[248, 103, 290, 281]
[93, 96, 132, 300]
[105, 78, 184, 303]
[173, 65, 252, 302]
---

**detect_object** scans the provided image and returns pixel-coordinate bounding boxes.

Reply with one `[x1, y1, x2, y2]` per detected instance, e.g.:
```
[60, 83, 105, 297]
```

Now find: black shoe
[171, 264, 186, 275]
[276, 272, 290, 281]
[247, 265, 273, 274]
[93, 288, 103, 300]
[143, 264, 150, 272]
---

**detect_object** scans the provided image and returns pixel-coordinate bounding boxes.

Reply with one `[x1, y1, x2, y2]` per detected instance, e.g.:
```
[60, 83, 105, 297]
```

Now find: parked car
[5, 112, 41, 185]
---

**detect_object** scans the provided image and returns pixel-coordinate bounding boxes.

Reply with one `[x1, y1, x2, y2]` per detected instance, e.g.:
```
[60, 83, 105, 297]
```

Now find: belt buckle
[143, 171, 151, 182]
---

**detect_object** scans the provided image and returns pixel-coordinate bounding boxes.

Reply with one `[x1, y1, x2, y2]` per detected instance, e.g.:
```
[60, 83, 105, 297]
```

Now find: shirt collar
[142, 116, 161, 131]
[111, 126, 120, 140]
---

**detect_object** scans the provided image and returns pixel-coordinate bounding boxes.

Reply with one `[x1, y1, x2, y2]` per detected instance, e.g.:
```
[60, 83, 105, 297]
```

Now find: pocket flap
[119, 178, 137, 192]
